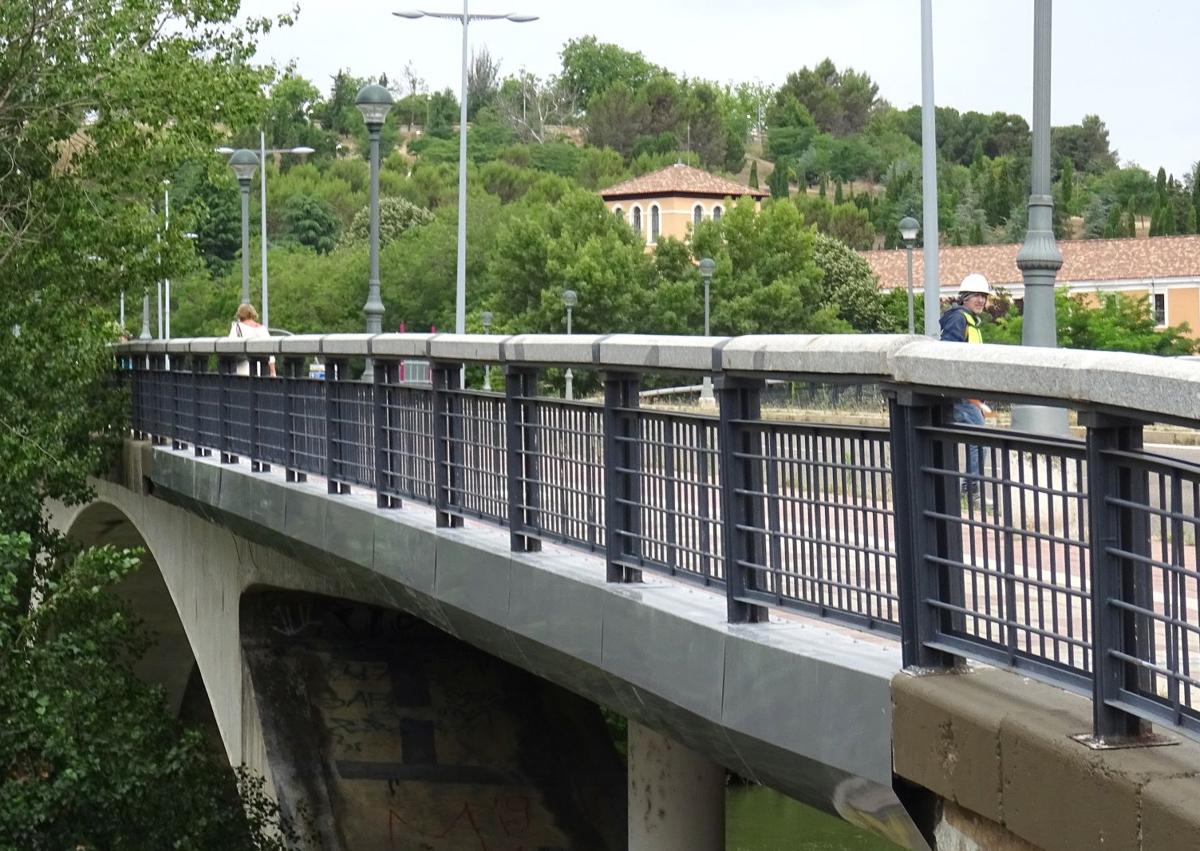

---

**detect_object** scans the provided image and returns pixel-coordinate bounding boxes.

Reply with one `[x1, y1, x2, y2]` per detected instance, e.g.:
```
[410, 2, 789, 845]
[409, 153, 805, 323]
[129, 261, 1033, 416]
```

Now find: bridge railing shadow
[116, 333, 1200, 748]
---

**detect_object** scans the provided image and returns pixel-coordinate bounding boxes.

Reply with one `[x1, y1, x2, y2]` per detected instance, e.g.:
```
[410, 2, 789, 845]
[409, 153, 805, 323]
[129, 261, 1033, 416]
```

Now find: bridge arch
[63, 500, 227, 759]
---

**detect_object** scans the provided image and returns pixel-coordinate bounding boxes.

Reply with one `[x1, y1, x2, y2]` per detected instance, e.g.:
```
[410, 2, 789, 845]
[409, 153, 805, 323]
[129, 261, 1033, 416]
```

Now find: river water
[727, 786, 903, 850]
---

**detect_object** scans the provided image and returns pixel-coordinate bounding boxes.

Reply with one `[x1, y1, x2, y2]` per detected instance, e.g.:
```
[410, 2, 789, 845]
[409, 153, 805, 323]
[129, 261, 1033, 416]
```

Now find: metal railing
[116, 333, 1200, 746]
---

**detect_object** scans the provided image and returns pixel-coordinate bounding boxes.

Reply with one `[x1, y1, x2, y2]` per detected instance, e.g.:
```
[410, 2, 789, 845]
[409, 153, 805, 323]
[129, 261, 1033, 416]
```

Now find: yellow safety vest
[964, 310, 982, 344]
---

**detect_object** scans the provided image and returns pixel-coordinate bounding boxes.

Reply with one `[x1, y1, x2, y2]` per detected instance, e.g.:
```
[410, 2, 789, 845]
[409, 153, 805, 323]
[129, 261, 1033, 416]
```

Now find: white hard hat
[959, 273, 991, 296]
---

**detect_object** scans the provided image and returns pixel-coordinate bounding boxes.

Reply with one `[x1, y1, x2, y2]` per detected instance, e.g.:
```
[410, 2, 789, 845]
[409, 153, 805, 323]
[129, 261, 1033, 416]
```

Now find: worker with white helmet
[940, 273, 992, 496]
[939, 272, 991, 343]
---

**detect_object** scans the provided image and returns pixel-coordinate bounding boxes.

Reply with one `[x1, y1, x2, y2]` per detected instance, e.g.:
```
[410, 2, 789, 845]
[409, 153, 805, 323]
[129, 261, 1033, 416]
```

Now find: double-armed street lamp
[562, 289, 577, 401]
[699, 257, 715, 403]
[356, 83, 395, 382]
[227, 149, 260, 306]
[393, 5, 538, 336]
[898, 216, 919, 335]
[219, 140, 315, 330]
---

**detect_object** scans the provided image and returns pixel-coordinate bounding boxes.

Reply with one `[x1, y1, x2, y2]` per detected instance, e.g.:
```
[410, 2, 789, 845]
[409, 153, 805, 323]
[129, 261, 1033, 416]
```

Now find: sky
[238, 0, 1199, 178]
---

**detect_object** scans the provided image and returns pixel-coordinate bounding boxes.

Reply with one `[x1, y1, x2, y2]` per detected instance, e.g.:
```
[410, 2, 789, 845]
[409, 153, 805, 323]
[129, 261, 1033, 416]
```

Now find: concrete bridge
[56, 332, 1200, 850]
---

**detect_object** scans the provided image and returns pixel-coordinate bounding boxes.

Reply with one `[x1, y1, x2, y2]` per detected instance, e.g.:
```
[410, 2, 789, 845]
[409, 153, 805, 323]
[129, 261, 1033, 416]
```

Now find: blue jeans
[952, 401, 985, 488]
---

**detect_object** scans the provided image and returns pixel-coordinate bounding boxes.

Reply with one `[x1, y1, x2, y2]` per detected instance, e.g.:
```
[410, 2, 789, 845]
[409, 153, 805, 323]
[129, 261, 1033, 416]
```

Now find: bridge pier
[628, 721, 725, 851]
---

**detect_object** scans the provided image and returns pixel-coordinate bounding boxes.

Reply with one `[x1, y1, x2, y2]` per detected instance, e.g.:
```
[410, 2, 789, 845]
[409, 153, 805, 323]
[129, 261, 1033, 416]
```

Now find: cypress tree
[1105, 204, 1123, 238]
[818, 174, 827, 198]
[834, 180, 844, 204]
[748, 160, 759, 189]
[1059, 158, 1074, 212]
[1188, 206, 1198, 235]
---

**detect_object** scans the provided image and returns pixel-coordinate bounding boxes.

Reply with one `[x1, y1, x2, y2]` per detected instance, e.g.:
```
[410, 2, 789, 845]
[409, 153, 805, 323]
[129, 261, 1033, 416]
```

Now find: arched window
[614, 206, 625, 222]
[712, 205, 723, 222]
[631, 205, 642, 234]
[693, 204, 703, 226]
[650, 204, 660, 243]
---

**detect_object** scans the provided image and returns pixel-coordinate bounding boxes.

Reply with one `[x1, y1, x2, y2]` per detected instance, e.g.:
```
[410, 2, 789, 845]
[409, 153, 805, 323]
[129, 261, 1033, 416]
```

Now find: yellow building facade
[599, 164, 768, 249]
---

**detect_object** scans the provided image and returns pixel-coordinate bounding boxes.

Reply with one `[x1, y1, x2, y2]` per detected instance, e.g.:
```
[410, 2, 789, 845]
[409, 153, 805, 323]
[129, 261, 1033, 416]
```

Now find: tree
[990, 290, 1197, 355]
[0, 0, 303, 843]
[1051, 115, 1118, 175]
[767, 161, 791, 199]
[1058, 157, 1075, 213]
[585, 82, 648, 157]
[340, 196, 434, 248]
[495, 72, 576, 144]
[467, 46, 501, 121]
[772, 59, 878, 137]
[281, 193, 341, 253]
[748, 161, 759, 189]
[559, 36, 656, 107]
[258, 71, 329, 153]
[811, 232, 892, 331]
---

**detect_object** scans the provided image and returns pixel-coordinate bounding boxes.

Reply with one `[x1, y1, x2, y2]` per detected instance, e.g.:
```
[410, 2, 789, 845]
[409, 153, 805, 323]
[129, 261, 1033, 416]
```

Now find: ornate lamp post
[481, 310, 494, 390]
[562, 289, 577, 401]
[227, 149, 259, 305]
[898, 216, 920, 334]
[699, 257, 716, 403]
[356, 83, 394, 382]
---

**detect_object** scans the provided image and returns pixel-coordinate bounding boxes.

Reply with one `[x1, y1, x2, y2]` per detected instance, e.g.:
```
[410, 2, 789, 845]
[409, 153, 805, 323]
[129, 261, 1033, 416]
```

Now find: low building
[861, 235, 1200, 335]
[599, 163, 768, 249]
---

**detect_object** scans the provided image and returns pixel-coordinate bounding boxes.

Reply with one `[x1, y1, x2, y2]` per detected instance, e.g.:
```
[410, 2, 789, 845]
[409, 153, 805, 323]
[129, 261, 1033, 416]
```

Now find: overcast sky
[239, 0, 1199, 177]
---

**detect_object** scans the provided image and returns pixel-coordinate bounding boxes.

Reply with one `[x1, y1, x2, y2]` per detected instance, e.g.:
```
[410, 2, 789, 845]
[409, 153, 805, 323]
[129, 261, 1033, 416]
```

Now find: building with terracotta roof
[861, 235, 1200, 335]
[599, 163, 768, 249]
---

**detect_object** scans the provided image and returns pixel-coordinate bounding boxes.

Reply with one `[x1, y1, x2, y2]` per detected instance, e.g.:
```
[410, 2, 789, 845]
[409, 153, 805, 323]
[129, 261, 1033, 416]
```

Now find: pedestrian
[228, 302, 275, 376]
[940, 273, 992, 497]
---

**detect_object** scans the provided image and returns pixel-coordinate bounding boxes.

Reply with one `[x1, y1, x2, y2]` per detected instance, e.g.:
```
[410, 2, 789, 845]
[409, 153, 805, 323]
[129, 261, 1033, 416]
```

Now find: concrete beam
[893, 666, 1200, 851]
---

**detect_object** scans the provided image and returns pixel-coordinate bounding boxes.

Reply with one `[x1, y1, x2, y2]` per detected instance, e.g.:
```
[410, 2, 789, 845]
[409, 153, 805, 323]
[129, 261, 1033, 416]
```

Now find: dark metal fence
[118, 347, 1200, 746]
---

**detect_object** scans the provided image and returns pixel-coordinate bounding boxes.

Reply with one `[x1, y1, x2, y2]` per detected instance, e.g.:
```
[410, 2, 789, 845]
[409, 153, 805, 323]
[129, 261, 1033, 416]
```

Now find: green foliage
[560, 36, 657, 105]
[767, 162, 791, 200]
[811, 232, 892, 331]
[748, 160, 759, 189]
[989, 290, 1198, 355]
[772, 59, 878, 137]
[281, 193, 341, 253]
[340, 196, 433, 248]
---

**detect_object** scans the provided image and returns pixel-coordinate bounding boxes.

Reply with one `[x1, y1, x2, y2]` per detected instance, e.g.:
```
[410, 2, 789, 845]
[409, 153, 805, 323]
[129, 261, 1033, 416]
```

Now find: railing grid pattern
[518, 398, 606, 552]
[443, 389, 508, 525]
[736, 422, 899, 632]
[1106, 449, 1200, 735]
[921, 425, 1093, 684]
[377, 371, 435, 505]
[329, 378, 375, 489]
[616, 409, 724, 586]
[288, 378, 326, 477]
[254, 376, 287, 468]
[224, 376, 252, 459]
[194, 372, 221, 450]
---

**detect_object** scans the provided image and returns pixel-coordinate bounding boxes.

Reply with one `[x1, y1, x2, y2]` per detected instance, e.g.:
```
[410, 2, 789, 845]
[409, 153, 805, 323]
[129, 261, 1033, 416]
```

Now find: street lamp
[394, 5, 539, 336]
[898, 216, 919, 334]
[481, 310, 494, 390]
[221, 140, 315, 330]
[356, 83, 394, 382]
[698, 257, 715, 403]
[562, 289, 576, 401]
[227, 149, 259, 305]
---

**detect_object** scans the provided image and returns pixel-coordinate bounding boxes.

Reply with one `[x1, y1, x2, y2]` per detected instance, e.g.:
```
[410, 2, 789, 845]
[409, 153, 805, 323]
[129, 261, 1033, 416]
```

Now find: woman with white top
[228, 303, 274, 376]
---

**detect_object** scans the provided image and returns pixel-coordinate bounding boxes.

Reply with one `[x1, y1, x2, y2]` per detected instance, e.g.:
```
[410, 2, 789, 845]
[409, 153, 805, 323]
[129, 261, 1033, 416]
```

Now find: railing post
[192, 354, 210, 458]
[506, 365, 542, 552]
[716, 376, 768, 623]
[432, 361, 464, 527]
[325, 358, 349, 494]
[249, 356, 269, 473]
[1083, 411, 1153, 742]
[374, 358, 400, 508]
[888, 389, 957, 668]
[283, 357, 305, 482]
[217, 355, 238, 465]
[603, 372, 642, 583]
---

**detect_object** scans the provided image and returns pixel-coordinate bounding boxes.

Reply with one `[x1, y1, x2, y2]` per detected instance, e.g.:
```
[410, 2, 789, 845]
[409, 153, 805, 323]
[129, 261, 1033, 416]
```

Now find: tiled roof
[599, 163, 769, 200]
[862, 235, 1200, 290]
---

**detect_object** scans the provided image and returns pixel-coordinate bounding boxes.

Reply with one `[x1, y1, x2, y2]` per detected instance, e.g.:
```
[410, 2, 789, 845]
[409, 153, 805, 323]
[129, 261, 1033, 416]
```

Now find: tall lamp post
[227, 149, 259, 305]
[699, 257, 715, 403]
[356, 83, 394, 383]
[898, 217, 919, 334]
[219, 140, 315, 330]
[562, 289, 576, 401]
[919, 0, 940, 336]
[481, 310, 493, 390]
[394, 5, 538, 335]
